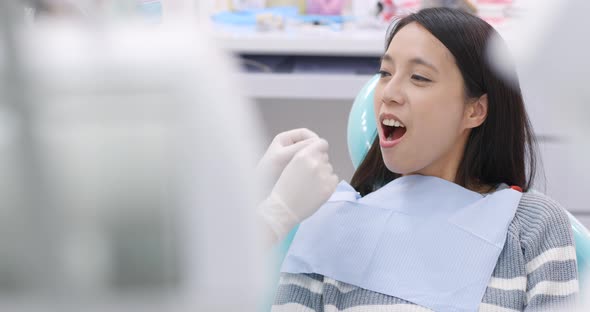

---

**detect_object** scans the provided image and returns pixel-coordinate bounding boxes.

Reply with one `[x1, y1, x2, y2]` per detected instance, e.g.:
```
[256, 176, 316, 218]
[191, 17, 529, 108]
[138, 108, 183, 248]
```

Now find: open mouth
[381, 115, 407, 142]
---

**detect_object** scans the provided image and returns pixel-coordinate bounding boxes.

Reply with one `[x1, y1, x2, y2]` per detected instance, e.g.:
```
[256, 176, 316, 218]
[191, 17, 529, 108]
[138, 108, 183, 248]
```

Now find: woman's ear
[464, 94, 488, 129]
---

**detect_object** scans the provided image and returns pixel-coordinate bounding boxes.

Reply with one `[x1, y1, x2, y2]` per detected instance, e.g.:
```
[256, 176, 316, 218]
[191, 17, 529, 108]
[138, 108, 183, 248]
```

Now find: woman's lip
[377, 111, 407, 148]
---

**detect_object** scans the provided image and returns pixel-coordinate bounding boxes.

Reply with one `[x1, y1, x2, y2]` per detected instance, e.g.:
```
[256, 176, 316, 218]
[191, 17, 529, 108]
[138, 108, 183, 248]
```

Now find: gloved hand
[256, 128, 319, 197]
[258, 138, 339, 243]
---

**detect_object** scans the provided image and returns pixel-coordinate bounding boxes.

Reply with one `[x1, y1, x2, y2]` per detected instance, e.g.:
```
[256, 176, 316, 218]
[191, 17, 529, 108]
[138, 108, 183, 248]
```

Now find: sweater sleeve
[272, 273, 324, 312]
[517, 193, 579, 311]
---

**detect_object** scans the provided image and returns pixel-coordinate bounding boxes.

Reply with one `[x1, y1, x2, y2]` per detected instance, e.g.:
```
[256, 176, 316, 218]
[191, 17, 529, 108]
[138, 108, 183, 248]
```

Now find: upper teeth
[382, 119, 405, 128]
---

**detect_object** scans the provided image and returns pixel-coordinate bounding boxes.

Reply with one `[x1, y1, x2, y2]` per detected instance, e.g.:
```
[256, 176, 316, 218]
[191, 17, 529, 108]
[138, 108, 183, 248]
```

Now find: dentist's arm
[258, 137, 339, 245]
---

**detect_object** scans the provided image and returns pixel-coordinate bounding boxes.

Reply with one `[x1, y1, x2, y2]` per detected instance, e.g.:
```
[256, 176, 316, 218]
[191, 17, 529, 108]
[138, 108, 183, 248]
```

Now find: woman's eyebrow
[410, 57, 439, 73]
[380, 54, 439, 74]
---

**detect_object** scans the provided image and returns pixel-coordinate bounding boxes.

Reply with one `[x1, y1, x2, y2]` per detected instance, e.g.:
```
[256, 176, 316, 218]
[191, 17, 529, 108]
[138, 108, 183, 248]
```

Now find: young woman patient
[272, 7, 578, 312]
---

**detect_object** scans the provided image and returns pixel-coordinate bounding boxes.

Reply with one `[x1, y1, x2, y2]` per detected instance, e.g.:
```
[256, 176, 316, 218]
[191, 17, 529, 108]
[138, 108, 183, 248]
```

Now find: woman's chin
[383, 159, 413, 175]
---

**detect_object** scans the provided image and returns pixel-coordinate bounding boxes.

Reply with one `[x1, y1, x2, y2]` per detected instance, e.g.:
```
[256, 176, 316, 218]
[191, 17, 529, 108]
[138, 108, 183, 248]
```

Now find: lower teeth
[386, 135, 394, 141]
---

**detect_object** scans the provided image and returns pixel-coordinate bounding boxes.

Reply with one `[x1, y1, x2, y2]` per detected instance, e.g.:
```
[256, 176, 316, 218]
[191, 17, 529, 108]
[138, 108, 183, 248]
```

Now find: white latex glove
[256, 128, 319, 197]
[258, 138, 339, 243]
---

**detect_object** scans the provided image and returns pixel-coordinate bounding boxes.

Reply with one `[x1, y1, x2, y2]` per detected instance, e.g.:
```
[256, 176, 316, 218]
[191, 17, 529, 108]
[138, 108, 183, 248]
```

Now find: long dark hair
[351, 8, 538, 196]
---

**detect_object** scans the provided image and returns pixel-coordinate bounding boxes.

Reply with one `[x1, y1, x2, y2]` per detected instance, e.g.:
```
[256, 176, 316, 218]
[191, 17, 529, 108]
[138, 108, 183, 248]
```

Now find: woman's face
[375, 22, 480, 180]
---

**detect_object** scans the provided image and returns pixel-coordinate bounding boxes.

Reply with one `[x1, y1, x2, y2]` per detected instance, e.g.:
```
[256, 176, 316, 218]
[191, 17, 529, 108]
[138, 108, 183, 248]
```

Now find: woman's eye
[378, 70, 391, 78]
[411, 74, 431, 82]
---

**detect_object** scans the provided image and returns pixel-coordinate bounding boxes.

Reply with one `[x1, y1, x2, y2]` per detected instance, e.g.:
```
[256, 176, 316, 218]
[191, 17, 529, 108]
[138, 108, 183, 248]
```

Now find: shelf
[238, 73, 373, 100]
[214, 26, 385, 57]
[213, 22, 522, 57]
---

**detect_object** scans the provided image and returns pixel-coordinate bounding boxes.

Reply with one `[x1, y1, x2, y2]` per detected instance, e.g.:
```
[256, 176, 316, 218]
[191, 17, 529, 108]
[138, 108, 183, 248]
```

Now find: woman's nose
[381, 76, 405, 106]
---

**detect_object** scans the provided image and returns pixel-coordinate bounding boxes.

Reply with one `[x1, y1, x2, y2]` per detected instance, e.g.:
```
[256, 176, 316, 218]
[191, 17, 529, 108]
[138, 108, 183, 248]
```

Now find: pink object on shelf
[481, 16, 507, 26]
[381, 0, 396, 21]
[306, 0, 346, 15]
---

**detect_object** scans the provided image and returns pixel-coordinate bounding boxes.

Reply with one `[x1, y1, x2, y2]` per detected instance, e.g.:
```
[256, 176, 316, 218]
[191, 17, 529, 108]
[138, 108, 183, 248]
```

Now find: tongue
[391, 127, 406, 140]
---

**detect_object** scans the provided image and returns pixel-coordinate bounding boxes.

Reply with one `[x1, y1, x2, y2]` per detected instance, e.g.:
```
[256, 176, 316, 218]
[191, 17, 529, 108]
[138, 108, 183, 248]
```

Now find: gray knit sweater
[272, 192, 579, 311]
